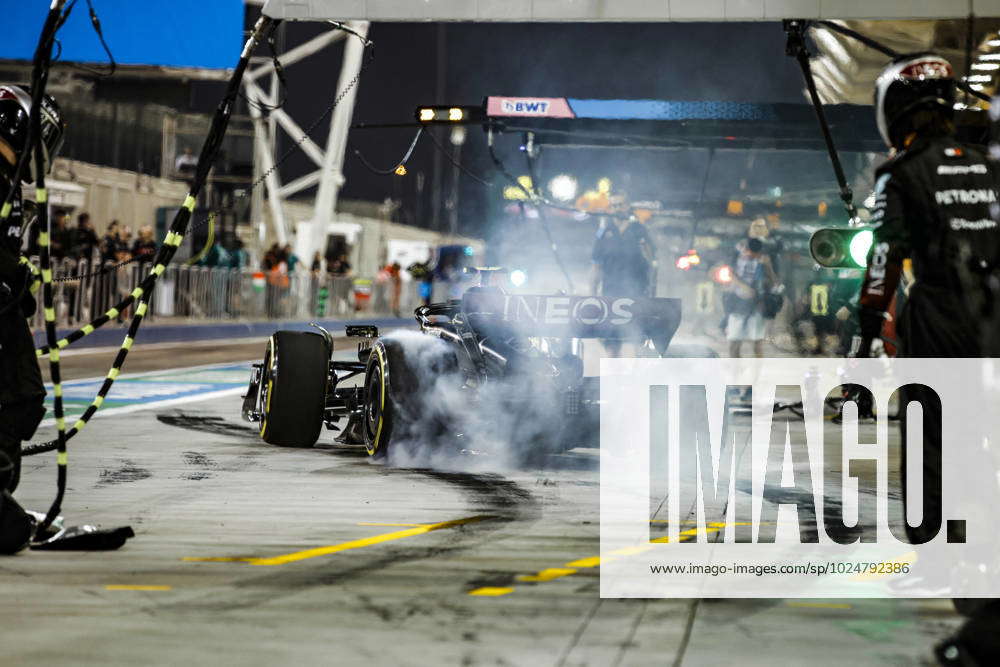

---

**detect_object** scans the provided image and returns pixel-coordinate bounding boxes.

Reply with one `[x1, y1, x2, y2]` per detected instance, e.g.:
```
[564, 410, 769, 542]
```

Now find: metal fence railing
[28, 256, 425, 330]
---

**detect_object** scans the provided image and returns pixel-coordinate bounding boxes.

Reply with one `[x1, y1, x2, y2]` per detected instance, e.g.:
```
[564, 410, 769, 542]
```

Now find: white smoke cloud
[377, 329, 578, 472]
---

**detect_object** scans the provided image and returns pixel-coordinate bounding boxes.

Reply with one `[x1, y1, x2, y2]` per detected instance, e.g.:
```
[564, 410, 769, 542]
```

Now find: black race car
[242, 273, 683, 460]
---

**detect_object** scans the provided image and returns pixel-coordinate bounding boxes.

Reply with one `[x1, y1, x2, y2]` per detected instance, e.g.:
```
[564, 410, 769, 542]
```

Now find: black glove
[858, 306, 885, 341]
[850, 307, 886, 359]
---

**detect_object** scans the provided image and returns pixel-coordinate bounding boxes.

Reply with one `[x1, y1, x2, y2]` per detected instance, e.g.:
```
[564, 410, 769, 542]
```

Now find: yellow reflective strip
[152, 264, 165, 276]
[56, 338, 68, 349]
[57, 451, 68, 465]
[56, 417, 65, 431]
[136, 302, 148, 317]
[36, 188, 47, 203]
[41, 269, 52, 282]
[164, 231, 182, 247]
[107, 368, 120, 380]
[131, 287, 144, 299]
[82, 324, 95, 335]
[73, 419, 85, 431]
[44, 307, 55, 321]
[106, 307, 119, 319]
[53, 385, 62, 397]
[183, 195, 196, 211]
[122, 336, 134, 351]
[37, 232, 49, 247]
[49, 349, 59, 363]
[0, 202, 10, 218]
[35, 349, 42, 357]
[93, 395, 104, 408]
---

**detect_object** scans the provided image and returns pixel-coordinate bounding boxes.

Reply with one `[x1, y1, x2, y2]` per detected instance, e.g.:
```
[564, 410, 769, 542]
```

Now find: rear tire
[259, 331, 329, 447]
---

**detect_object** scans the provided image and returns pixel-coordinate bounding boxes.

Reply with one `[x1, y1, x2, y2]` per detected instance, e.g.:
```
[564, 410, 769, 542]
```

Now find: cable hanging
[353, 127, 424, 175]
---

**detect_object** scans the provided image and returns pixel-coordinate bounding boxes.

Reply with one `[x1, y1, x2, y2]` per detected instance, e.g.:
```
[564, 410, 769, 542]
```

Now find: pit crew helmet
[874, 54, 955, 150]
[0, 84, 65, 184]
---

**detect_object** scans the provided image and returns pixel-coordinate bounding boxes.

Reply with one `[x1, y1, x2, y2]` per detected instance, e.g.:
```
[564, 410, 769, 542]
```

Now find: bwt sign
[599, 358, 1000, 598]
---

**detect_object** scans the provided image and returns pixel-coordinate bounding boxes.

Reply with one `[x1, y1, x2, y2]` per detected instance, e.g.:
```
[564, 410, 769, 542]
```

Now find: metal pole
[246, 83, 289, 244]
[307, 21, 369, 263]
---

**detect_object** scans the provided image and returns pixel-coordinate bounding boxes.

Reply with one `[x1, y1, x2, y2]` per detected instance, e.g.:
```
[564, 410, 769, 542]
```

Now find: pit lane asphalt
[5, 340, 961, 666]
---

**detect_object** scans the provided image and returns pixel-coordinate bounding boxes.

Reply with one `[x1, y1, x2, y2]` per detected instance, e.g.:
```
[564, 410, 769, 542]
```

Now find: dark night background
[273, 21, 821, 238]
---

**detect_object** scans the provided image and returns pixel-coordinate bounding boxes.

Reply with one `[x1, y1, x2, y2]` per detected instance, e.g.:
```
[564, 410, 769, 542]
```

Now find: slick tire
[362, 338, 456, 459]
[259, 331, 329, 447]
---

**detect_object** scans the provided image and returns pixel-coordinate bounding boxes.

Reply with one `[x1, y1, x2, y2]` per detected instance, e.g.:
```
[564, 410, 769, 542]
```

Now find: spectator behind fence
[131, 226, 157, 262]
[175, 147, 198, 178]
[50, 210, 71, 259]
[407, 255, 433, 307]
[229, 239, 249, 269]
[387, 261, 402, 317]
[262, 243, 281, 270]
[100, 220, 119, 264]
[326, 252, 352, 314]
[72, 212, 99, 261]
[200, 238, 230, 267]
[262, 243, 289, 318]
[283, 244, 300, 273]
[310, 251, 322, 274]
[327, 252, 351, 277]
[115, 226, 133, 262]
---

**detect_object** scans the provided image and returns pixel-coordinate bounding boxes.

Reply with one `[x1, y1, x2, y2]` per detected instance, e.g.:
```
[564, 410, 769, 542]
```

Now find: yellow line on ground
[517, 567, 578, 583]
[105, 585, 172, 591]
[565, 556, 603, 568]
[468, 586, 514, 596]
[467, 521, 751, 598]
[183, 515, 492, 566]
[650, 526, 719, 544]
[786, 601, 852, 610]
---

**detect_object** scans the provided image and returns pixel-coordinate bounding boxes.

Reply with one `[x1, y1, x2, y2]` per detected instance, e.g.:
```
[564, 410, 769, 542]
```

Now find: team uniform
[859, 137, 1000, 361]
[0, 85, 63, 495]
[858, 55, 1000, 557]
[0, 182, 44, 493]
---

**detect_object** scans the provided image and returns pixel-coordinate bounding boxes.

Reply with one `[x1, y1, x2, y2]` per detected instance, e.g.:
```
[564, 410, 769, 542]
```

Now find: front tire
[259, 331, 329, 447]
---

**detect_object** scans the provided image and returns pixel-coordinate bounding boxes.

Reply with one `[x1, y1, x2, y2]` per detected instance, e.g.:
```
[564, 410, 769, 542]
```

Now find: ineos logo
[503, 295, 636, 326]
[573, 297, 635, 326]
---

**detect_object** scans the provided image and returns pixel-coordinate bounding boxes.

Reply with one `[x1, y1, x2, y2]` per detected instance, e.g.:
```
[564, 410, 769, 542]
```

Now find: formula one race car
[242, 270, 683, 460]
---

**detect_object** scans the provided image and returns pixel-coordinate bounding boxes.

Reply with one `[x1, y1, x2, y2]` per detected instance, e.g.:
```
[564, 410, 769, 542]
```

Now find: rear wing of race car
[462, 293, 682, 354]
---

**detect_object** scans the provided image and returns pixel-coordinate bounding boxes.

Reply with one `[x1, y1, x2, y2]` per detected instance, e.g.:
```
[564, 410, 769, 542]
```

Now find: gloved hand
[859, 306, 885, 340]
[847, 307, 885, 358]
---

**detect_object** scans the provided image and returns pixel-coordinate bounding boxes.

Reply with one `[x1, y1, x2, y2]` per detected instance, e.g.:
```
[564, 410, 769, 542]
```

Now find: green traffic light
[848, 229, 873, 268]
[810, 227, 875, 268]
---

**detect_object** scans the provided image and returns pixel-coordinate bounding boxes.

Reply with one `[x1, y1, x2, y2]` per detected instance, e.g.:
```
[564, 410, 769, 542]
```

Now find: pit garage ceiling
[810, 19, 1000, 104]
[261, 0, 1000, 22]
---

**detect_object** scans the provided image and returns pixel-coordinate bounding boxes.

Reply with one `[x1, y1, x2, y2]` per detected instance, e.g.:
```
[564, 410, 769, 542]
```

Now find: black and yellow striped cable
[26, 0, 71, 532]
[24, 16, 278, 459]
[35, 196, 194, 357]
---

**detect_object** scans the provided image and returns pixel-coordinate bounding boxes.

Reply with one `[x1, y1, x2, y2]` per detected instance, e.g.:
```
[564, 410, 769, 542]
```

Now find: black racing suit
[0, 182, 46, 493]
[592, 219, 655, 355]
[858, 134, 1000, 546]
